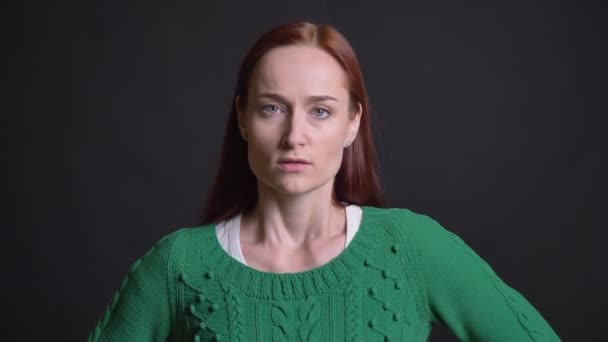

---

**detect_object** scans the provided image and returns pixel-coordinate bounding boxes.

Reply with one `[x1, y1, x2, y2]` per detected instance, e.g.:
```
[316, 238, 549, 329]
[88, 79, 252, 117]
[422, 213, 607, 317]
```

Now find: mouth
[277, 158, 311, 172]
[278, 158, 311, 165]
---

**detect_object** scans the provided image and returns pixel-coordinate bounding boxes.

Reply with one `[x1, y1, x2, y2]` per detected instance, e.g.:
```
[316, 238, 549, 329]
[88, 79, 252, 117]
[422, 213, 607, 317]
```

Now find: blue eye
[312, 107, 331, 118]
[261, 104, 281, 115]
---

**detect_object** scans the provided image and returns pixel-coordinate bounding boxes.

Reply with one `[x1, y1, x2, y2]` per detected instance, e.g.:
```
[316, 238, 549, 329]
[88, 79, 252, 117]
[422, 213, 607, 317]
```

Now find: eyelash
[260, 104, 332, 118]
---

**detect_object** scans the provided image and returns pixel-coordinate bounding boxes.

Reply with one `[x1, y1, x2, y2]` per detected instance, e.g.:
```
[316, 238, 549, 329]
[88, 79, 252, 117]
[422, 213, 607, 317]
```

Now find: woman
[88, 21, 560, 341]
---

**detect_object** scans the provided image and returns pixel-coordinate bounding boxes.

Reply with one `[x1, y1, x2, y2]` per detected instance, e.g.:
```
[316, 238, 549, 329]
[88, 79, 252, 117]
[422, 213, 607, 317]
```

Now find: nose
[281, 109, 307, 149]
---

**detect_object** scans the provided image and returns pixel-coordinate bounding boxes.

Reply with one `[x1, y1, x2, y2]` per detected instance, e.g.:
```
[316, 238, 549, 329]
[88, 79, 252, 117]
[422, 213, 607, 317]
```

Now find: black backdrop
[9, 1, 607, 340]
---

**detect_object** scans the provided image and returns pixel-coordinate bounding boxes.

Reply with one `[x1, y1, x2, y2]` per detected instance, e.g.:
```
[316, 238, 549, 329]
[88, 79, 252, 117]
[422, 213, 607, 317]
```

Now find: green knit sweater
[88, 207, 559, 341]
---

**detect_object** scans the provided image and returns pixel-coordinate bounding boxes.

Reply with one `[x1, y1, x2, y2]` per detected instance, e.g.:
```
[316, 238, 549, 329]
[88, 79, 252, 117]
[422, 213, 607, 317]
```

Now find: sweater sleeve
[403, 210, 560, 341]
[87, 230, 183, 342]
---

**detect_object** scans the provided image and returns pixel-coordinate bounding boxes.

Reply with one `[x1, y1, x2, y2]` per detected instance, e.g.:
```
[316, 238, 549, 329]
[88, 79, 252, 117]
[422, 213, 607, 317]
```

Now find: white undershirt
[215, 204, 363, 266]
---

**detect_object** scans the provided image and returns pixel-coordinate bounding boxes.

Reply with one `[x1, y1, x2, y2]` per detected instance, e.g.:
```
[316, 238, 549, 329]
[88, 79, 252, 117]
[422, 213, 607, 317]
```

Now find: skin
[236, 44, 362, 273]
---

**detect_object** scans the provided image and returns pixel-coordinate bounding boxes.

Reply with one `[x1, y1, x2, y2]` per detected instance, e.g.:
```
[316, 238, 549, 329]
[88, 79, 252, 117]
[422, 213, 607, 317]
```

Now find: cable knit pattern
[344, 282, 360, 342]
[298, 296, 321, 341]
[271, 301, 291, 341]
[88, 206, 560, 341]
[221, 283, 245, 342]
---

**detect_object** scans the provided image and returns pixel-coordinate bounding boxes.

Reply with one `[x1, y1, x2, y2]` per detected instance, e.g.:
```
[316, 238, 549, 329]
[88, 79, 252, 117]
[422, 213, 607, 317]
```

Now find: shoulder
[363, 206, 466, 255]
[363, 206, 451, 238]
[157, 224, 217, 255]
[367, 207, 491, 276]
[134, 224, 217, 268]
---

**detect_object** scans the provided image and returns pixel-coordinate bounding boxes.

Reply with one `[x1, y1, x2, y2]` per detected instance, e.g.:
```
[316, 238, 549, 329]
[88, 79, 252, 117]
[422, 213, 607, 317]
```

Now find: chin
[264, 176, 334, 197]
[272, 182, 313, 196]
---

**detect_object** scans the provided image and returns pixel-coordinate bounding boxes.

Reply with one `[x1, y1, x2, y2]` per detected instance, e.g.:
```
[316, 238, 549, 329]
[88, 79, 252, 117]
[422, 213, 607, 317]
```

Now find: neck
[241, 181, 346, 247]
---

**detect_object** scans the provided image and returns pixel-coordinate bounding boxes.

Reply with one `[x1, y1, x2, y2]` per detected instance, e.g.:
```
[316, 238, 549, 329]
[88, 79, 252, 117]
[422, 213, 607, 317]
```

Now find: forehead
[249, 45, 349, 97]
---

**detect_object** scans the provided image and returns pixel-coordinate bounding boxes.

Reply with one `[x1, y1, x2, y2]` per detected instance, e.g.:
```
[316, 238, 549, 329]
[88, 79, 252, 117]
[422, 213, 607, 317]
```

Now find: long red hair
[202, 21, 385, 224]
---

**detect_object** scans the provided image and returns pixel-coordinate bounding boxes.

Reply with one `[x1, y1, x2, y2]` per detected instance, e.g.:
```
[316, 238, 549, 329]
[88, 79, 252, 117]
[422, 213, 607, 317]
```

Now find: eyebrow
[256, 92, 339, 104]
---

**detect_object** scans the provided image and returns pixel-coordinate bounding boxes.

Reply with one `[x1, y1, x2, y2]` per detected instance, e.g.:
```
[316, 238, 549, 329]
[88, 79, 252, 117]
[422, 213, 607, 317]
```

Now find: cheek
[318, 128, 347, 169]
[246, 127, 277, 169]
[248, 139, 271, 163]
[327, 142, 345, 164]
[250, 123, 278, 145]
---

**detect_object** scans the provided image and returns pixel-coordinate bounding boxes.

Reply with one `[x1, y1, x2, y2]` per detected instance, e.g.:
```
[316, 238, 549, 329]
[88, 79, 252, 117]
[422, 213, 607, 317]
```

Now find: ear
[235, 95, 247, 141]
[347, 102, 362, 143]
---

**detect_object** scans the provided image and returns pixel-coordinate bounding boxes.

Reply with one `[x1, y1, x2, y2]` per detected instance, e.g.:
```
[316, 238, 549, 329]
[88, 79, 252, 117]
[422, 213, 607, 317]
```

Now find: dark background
[9, 1, 607, 340]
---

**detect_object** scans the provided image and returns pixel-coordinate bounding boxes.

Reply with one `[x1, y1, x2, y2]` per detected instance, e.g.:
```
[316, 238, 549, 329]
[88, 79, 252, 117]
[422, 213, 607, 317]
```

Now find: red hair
[202, 21, 385, 224]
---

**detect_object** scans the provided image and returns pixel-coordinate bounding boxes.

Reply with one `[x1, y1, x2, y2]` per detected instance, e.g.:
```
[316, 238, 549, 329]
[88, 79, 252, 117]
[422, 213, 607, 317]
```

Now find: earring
[344, 140, 351, 148]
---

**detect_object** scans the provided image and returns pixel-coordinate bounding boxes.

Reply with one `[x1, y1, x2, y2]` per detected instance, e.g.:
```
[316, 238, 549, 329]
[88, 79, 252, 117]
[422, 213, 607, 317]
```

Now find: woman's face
[237, 44, 361, 197]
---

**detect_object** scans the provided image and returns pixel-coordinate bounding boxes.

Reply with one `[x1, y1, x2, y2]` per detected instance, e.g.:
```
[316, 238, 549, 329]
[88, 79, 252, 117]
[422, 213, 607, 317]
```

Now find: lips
[277, 157, 311, 172]
[278, 157, 311, 165]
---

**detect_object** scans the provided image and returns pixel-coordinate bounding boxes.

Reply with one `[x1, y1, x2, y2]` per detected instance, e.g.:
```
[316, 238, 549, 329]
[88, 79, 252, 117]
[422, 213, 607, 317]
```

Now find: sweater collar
[196, 206, 387, 300]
